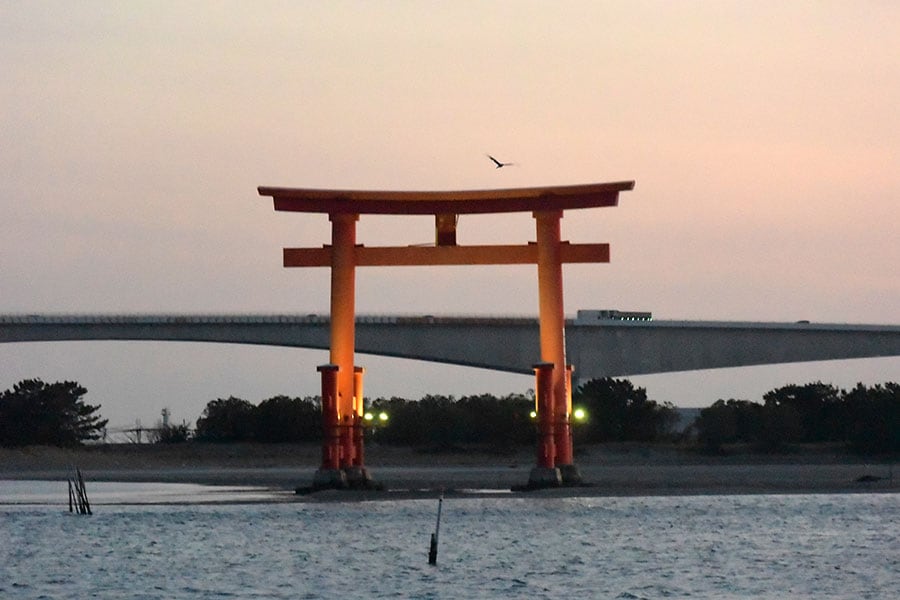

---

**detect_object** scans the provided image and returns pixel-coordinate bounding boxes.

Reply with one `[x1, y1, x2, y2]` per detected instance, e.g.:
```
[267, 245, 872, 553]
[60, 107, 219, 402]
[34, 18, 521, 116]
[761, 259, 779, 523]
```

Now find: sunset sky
[2, 2, 898, 428]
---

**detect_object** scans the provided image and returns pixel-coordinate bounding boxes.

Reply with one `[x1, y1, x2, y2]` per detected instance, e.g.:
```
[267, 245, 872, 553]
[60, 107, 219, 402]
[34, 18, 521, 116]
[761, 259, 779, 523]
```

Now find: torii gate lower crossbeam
[258, 182, 634, 489]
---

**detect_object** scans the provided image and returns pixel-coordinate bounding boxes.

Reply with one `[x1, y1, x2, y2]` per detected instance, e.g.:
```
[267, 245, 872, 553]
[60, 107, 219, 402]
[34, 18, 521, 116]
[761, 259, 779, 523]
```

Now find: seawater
[1, 483, 897, 599]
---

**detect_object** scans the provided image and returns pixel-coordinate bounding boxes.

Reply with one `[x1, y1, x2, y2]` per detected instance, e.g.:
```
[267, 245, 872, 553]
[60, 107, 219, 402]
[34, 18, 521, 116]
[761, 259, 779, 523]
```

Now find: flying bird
[487, 154, 516, 169]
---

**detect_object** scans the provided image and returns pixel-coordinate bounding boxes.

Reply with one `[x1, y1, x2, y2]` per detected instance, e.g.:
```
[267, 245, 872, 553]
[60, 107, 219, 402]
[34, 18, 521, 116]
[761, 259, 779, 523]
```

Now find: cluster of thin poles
[68, 468, 91, 515]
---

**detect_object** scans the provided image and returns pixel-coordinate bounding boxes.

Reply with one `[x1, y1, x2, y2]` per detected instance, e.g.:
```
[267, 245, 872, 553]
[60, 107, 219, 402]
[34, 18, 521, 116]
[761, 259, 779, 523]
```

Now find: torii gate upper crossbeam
[259, 181, 633, 214]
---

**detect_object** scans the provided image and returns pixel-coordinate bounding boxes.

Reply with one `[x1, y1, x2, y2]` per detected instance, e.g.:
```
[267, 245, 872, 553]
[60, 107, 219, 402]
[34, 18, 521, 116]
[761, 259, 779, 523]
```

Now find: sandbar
[1, 443, 897, 500]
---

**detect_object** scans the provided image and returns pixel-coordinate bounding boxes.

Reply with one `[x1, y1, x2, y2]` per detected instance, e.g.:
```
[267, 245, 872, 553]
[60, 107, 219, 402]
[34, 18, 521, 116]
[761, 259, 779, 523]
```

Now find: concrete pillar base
[312, 468, 347, 490]
[558, 464, 583, 486]
[526, 466, 562, 489]
[343, 466, 381, 490]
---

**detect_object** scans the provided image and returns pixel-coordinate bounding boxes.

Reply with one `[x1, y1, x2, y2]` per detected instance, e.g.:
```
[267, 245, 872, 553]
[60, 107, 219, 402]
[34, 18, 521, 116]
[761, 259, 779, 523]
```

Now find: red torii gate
[258, 181, 634, 488]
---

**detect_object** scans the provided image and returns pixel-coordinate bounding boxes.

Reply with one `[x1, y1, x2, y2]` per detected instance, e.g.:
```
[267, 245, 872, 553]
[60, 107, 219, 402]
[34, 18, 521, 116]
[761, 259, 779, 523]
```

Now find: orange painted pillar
[317, 364, 341, 470]
[533, 210, 571, 467]
[352, 366, 365, 466]
[533, 362, 556, 469]
[555, 364, 575, 465]
[329, 213, 359, 468]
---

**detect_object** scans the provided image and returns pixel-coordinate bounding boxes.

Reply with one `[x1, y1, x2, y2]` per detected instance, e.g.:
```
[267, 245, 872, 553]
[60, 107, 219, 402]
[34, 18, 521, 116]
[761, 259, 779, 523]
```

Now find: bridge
[3, 313, 899, 379]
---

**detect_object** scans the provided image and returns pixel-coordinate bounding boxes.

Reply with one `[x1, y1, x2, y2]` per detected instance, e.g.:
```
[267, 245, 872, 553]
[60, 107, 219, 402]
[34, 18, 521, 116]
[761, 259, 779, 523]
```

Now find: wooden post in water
[428, 491, 444, 565]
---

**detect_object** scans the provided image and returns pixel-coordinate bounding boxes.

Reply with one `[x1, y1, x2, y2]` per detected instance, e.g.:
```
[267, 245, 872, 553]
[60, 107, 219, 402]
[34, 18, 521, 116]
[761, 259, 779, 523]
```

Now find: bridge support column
[533, 210, 579, 484]
[528, 362, 561, 488]
[313, 364, 346, 489]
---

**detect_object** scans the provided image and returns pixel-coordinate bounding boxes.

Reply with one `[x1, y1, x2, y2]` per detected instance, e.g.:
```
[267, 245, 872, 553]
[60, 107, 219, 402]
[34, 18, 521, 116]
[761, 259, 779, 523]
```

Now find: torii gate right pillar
[533, 210, 581, 485]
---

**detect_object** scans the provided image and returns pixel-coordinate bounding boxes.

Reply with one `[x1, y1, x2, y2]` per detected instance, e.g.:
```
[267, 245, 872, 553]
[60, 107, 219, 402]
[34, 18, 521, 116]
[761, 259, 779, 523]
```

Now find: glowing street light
[572, 407, 587, 422]
[364, 411, 389, 424]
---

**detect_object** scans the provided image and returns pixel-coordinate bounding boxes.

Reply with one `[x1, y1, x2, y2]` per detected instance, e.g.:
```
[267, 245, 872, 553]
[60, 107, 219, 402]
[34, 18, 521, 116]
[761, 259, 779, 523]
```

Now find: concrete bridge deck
[2, 314, 898, 378]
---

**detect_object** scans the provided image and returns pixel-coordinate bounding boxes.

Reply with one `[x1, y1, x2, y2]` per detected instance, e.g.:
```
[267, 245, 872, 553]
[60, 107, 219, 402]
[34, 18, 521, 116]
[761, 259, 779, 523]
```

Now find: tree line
[2, 377, 898, 454]
[172, 379, 682, 450]
[694, 382, 900, 454]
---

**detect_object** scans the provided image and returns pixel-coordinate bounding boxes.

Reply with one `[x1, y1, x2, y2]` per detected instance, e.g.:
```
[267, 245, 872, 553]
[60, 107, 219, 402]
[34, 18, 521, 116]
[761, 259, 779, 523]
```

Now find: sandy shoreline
[2, 443, 897, 499]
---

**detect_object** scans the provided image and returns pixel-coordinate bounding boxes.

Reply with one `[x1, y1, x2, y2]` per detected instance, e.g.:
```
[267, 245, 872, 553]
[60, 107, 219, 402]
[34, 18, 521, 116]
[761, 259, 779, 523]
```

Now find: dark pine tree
[0, 379, 107, 447]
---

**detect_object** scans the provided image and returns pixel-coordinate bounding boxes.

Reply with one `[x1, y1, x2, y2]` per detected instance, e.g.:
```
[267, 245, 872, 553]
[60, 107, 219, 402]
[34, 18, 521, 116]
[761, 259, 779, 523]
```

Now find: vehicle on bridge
[574, 310, 653, 324]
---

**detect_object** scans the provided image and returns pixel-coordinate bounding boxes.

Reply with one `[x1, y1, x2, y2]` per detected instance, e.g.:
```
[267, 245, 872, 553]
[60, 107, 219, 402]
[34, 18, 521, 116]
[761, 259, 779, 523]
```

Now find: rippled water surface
[1, 484, 897, 599]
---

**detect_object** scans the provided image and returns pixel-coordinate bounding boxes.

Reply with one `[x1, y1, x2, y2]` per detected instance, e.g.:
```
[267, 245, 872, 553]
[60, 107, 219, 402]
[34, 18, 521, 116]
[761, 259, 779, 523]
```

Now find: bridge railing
[0, 313, 540, 326]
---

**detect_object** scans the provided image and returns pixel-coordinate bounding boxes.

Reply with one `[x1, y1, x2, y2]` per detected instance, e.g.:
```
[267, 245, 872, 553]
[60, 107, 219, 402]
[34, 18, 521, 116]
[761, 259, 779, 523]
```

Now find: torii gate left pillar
[315, 212, 372, 489]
